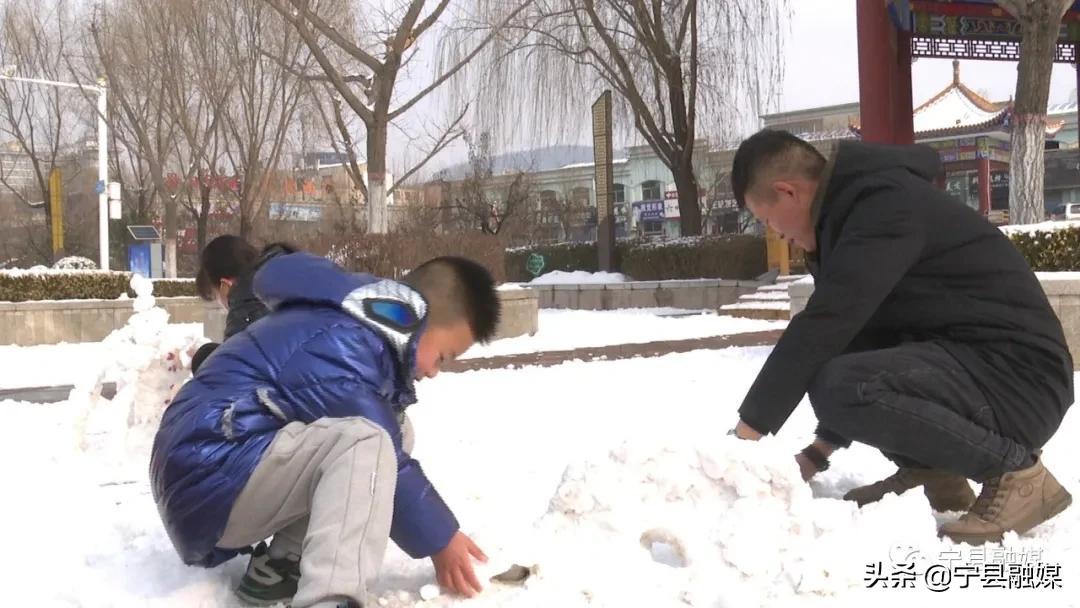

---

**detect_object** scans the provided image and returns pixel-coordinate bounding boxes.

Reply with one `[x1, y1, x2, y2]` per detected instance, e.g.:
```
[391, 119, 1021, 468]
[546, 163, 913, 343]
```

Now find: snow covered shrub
[505, 241, 614, 281]
[52, 256, 98, 270]
[0, 271, 196, 302]
[621, 235, 766, 281]
[0, 270, 131, 302]
[506, 235, 766, 282]
[330, 233, 506, 282]
[1009, 226, 1080, 271]
[150, 279, 197, 298]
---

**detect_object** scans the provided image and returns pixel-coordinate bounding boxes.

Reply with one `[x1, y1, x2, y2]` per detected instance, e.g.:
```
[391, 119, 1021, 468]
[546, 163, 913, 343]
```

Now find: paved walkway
[1, 330, 783, 403]
[444, 329, 782, 372]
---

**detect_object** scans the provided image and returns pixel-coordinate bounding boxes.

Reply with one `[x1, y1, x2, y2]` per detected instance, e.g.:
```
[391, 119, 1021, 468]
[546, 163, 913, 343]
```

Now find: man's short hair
[195, 235, 258, 301]
[731, 130, 826, 209]
[403, 256, 501, 343]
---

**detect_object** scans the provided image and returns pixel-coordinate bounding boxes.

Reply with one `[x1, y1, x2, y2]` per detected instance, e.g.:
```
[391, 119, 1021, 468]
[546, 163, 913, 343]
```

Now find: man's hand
[432, 531, 488, 598]
[795, 451, 819, 481]
[732, 419, 763, 441]
[794, 439, 838, 482]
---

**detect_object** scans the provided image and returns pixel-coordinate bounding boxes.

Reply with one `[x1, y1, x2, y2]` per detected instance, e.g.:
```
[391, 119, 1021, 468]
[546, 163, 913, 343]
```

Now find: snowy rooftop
[851, 61, 1065, 139]
[557, 158, 629, 170]
[912, 83, 1006, 136]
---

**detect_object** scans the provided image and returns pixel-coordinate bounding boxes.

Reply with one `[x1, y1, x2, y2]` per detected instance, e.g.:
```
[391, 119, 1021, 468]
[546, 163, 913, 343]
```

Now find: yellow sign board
[49, 168, 64, 256]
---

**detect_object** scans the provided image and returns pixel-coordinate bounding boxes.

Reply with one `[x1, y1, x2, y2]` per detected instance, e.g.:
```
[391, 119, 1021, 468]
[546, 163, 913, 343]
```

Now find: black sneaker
[235, 542, 301, 606]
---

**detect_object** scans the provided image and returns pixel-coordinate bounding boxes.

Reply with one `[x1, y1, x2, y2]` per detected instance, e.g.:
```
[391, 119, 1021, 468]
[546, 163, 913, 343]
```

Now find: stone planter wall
[787, 274, 1080, 370]
[524, 279, 764, 311]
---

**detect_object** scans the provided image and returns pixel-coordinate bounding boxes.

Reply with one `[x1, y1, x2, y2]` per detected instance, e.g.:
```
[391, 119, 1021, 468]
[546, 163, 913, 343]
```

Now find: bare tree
[438, 131, 533, 235]
[219, 0, 310, 238]
[304, 82, 467, 234]
[702, 168, 752, 234]
[307, 84, 368, 232]
[995, 0, 1074, 224]
[89, 0, 234, 275]
[454, 0, 788, 236]
[0, 0, 88, 263]
[163, 0, 236, 253]
[89, 0, 174, 267]
[263, 0, 535, 234]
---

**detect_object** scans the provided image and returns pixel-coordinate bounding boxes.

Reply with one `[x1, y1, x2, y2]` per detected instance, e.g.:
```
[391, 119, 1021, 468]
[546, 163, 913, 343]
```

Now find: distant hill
[434, 145, 624, 180]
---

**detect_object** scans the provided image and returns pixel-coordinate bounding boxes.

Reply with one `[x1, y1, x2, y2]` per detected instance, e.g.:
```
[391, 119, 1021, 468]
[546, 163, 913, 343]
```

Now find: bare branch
[389, 0, 536, 120]
[388, 103, 467, 195]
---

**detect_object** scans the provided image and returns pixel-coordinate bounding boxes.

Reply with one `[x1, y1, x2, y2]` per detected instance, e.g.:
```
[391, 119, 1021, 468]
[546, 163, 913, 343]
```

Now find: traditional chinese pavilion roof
[890, 0, 1080, 25]
[852, 60, 1064, 140]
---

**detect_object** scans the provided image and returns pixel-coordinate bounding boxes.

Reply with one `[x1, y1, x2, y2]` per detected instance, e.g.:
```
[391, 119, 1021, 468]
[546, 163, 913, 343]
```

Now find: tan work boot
[939, 458, 1072, 545]
[844, 467, 976, 512]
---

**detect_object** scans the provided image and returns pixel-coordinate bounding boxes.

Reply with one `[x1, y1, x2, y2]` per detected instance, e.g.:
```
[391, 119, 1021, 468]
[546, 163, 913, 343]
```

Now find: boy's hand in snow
[433, 531, 488, 598]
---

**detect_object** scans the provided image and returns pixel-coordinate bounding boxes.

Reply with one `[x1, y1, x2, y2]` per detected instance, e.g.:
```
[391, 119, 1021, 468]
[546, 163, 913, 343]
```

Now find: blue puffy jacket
[150, 253, 459, 567]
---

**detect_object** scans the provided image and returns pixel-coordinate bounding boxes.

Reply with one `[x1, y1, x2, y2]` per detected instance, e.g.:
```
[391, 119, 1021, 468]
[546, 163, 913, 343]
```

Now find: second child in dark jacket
[191, 236, 295, 371]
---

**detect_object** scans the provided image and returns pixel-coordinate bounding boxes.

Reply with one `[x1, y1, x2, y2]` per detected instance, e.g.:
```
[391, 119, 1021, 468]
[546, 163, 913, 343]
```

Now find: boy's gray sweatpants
[216, 414, 414, 608]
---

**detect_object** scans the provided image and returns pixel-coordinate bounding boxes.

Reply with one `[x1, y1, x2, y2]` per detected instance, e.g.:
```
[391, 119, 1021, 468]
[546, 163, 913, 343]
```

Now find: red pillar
[978, 156, 991, 216]
[895, 31, 915, 145]
[857, 0, 914, 144]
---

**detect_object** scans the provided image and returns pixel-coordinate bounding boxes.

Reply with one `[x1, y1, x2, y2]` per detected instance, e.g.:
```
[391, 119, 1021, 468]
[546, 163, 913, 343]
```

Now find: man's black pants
[809, 341, 1034, 481]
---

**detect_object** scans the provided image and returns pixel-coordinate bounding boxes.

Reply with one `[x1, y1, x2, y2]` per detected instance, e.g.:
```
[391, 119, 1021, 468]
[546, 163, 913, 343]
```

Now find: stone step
[776, 274, 808, 283]
[718, 307, 790, 321]
[737, 292, 791, 302]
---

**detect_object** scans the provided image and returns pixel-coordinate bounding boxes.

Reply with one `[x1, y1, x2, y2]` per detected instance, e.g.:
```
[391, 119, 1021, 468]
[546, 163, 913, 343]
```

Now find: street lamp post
[0, 73, 110, 270]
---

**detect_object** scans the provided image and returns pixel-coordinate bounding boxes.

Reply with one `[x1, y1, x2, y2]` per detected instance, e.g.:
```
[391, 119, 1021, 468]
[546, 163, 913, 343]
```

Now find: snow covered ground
[461, 309, 786, 359]
[0, 309, 781, 385]
[0, 341, 105, 389]
[2, 288, 1078, 607]
[4, 345, 1079, 607]
[0, 323, 202, 390]
[525, 270, 628, 285]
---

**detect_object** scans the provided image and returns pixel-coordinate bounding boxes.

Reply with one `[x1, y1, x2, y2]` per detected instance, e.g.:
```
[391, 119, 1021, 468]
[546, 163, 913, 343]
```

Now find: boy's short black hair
[731, 129, 826, 209]
[260, 241, 298, 257]
[190, 342, 220, 374]
[196, 235, 258, 301]
[403, 256, 501, 343]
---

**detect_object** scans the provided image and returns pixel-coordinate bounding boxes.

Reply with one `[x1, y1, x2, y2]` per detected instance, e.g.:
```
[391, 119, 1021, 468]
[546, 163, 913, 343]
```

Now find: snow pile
[527, 270, 628, 285]
[71, 274, 205, 459]
[53, 255, 98, 270]
[504, 436, 936, 607]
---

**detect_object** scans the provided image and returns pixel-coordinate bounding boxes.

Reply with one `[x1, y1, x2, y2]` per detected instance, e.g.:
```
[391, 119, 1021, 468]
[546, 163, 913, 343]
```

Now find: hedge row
[6, 225, 1073, 301]
[328, 232, 507, 283]
[505, 235, 767, 282]
[1008, 227, 1080, 271]
[0, 272, 196, 302]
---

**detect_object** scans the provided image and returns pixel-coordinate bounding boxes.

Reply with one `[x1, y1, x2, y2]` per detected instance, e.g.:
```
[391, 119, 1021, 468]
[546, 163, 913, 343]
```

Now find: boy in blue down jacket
[150, 252, 502, 608]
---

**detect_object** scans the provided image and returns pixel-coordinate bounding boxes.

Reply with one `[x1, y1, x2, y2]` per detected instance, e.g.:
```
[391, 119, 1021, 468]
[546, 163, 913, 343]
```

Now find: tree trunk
[366, 120, 389, 234]
[239, 209, 251, 240]
[673, 162, 702, 236]
[1002, 0, 1071, 224]
[164, 192, 178, 277]
[197, 186, 211, 253]
[1010, 117, 1047, 224]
